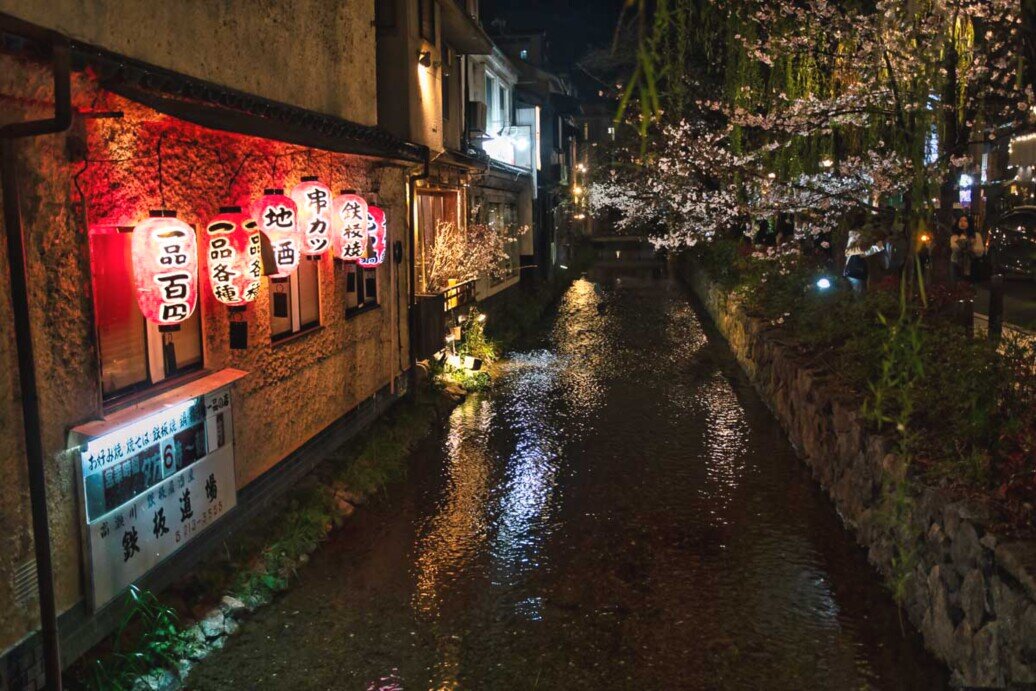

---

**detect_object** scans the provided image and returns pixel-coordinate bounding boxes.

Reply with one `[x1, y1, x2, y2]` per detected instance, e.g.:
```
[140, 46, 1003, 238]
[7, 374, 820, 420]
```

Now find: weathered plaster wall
[0, 0, 377, 126]
[677, 257, 1036, 688]
[0, 56, 410, 656]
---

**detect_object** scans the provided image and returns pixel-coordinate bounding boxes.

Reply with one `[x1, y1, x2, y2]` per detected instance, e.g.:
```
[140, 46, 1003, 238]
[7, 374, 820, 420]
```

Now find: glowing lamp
[252, 189, 300, 278]
[332, 191, 368, 262]
[205, 207, 263, 307]
[291, 177, 333, 256]
[358, 205, 388, 268]
[132, 211, 198, 327]
[815, 277, 833, 290]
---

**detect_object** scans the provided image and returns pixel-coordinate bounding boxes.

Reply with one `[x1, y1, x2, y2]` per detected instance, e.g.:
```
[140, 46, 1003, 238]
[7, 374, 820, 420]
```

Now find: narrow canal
[188, 271, 947, 690]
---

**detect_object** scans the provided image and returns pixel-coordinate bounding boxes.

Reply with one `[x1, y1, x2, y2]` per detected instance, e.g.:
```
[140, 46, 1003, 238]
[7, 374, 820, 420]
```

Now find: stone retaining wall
[677, 259, 1036, 688]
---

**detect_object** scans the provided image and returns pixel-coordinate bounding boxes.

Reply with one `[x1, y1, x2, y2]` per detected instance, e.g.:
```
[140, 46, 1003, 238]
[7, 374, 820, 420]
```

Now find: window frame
[89, 225, 205, 406]
[418, 0, 436, 44]
[270, 256, 322, 343]
[345, 263, 379, 317]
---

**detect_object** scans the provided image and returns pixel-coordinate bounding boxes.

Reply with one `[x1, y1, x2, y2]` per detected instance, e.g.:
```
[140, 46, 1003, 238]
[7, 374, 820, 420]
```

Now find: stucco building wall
[0, 0, 378, 126]
[0, 54, 410, 657]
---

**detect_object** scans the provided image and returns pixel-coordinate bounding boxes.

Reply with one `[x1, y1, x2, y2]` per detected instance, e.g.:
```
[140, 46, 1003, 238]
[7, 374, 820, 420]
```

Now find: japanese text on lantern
[206, 209, 263, 307]
[333, 193, 368, 262]
[132, 214, 198, 326]
[253, 190, 300, 278]
[358, 206, 388, 268]
[292, 179, 333, 256]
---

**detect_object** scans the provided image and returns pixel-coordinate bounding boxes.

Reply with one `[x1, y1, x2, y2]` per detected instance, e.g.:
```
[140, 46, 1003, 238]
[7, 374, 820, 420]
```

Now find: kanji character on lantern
[332, 191, 368, 262]
[252, 189, 300, 278]
[291, 177, 333, 257]
[205, 207, 263, 307]
[132, 211, 198, 327]
[358, 205, 388, 268]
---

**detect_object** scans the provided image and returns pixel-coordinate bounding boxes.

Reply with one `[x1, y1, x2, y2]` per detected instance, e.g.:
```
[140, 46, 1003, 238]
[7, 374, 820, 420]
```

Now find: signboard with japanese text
[73, 387, 237, 610]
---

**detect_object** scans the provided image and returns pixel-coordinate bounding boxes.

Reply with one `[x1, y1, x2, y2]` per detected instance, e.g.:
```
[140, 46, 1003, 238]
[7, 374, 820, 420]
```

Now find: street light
[815, 277, 833, 290]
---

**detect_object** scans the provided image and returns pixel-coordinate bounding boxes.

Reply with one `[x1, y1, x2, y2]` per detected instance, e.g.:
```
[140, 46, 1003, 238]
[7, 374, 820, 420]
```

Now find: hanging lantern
[358, 205, 388, 268]
[291, 177, 333, 257]
[205, 206, 263, 308]
[332, 190, 368, 262]
[252, 189, 300, 278]
[132, 210, 198, 328]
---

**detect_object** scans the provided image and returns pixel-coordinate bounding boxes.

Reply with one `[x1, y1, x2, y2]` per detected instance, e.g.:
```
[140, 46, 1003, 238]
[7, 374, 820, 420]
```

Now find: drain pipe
[0, 25, 73, 691]
[406, 147, 431, 380]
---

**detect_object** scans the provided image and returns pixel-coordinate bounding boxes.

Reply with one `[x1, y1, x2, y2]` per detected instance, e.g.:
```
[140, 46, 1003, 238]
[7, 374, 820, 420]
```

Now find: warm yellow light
[920, 234, 931, 243]
[573, 185, 584, 196]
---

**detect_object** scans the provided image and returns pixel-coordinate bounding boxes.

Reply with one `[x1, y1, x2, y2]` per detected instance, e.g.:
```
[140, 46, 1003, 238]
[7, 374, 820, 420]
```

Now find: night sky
[481, 0, 627, 68]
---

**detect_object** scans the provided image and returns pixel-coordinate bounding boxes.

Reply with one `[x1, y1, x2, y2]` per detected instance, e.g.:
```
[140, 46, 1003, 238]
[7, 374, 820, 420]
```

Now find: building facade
[0, 2, 423, 688]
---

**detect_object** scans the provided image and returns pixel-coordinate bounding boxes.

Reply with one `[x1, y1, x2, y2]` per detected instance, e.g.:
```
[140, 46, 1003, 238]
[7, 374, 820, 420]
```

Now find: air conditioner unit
[466, 101, 487, 136]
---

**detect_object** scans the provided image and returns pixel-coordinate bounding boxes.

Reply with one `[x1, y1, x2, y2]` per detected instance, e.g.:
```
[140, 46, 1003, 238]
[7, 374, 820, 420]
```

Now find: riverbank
[675, 254, 1036, 687]
[67, 269, 587, 690]
[66, 381, 465, 691]
[183, 271, 945, 689]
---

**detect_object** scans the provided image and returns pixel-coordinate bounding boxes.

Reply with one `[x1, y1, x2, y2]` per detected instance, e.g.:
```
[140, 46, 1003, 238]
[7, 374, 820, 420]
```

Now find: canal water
[188, 273, 947, 690]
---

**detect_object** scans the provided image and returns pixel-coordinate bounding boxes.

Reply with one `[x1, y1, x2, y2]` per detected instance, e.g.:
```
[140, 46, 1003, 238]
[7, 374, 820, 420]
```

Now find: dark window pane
[298, 258, 320, 327]
[91, 229, 148, 396]
[270, 280, 292, 339]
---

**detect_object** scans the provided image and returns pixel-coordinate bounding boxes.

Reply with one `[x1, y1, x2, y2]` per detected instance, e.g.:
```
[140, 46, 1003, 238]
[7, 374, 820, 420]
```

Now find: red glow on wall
[332, 192, 368, 262]
[359, 206, 387, 268]
[252, 190, 300, 278]
[205, 208, 263, 307]
[291, 178, 334, 256]
[131, 213, 199, 326]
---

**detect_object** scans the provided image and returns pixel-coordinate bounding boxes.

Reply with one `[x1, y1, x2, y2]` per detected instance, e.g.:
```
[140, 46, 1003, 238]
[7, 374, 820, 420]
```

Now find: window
[416, 190, 460, 292]
[418, 0, 436, 43]
[270, 257, 321, 341]
[89, 227, 203, 402]
[485, 72, 511, 132]
[484, 201, 520, 285]
[345, 264, 378, 314]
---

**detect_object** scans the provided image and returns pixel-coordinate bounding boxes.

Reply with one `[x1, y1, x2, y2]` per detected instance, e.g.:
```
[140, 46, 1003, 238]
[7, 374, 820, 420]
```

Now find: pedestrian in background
[949, 215, 985, 281]
[843, 229, 884, 293]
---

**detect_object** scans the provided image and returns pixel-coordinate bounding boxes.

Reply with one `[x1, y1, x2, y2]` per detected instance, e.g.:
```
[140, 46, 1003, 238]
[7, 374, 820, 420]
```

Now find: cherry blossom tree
[592, 0, 1036, 251]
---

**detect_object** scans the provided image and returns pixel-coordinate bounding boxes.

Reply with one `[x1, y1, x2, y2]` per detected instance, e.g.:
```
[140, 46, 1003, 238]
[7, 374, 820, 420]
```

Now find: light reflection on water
[405, 274, 944, 689]
[187, 271, 949, 691]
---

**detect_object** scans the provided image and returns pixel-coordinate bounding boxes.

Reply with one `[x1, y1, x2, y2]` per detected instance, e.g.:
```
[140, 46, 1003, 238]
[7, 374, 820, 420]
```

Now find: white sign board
[73, 387, 237, 610]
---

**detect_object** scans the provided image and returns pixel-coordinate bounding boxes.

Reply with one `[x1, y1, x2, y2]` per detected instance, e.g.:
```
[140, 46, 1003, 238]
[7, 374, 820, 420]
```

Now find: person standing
[843, 229, 884, 293]
[949, 215, 985, 281]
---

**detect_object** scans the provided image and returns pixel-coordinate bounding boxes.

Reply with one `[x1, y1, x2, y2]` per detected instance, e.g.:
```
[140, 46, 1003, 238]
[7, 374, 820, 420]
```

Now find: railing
[440, 278, 477, 313]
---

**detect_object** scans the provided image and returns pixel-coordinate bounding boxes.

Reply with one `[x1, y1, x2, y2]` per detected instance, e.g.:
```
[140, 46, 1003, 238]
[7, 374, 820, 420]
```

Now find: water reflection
[412, 398, 495, 618]
[187, 271, 948, 690]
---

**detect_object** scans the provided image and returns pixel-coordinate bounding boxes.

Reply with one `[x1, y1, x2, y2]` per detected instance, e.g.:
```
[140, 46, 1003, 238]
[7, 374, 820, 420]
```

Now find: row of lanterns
[131, 179, 388, 327]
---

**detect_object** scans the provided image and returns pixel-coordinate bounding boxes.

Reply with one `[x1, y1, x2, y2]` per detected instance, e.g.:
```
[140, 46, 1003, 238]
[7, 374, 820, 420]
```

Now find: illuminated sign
[132, 212, 199, 326]
[72, 388, 237, 609]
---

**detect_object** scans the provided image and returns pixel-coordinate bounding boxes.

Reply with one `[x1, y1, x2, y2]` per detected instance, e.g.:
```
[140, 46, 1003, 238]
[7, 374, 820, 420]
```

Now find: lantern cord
[157, 135, 166, 209]
[226, 153, 252, 200]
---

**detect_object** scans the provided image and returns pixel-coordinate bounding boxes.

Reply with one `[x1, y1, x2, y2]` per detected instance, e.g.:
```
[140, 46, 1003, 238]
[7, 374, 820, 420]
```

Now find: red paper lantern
[205, 207, 263, 307]
[252, 189, 300, 278]
[291, 177, 333, 256]
[358, 205, 388, 268]
[332, 191, 368, 262]
[132, 211, 198, 327]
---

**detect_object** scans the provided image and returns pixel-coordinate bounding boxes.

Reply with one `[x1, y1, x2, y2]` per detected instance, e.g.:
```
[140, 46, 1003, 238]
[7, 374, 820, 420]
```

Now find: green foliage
[83, 586, 191, 690]
[457, 308, 498, 362]
[690, 240, 1035, 528]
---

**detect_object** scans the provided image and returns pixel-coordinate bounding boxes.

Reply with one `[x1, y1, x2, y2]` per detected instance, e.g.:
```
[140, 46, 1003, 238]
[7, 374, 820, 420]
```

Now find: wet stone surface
[186, 274, 948, 690]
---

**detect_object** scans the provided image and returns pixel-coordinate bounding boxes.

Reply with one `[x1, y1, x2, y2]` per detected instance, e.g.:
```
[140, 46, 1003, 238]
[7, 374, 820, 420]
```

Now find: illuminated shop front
[0, 24, 424, 684]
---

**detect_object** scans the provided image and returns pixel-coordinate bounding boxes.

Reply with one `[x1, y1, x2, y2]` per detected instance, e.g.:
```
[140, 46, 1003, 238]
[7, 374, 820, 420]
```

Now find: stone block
[960, 569, 987, 630]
